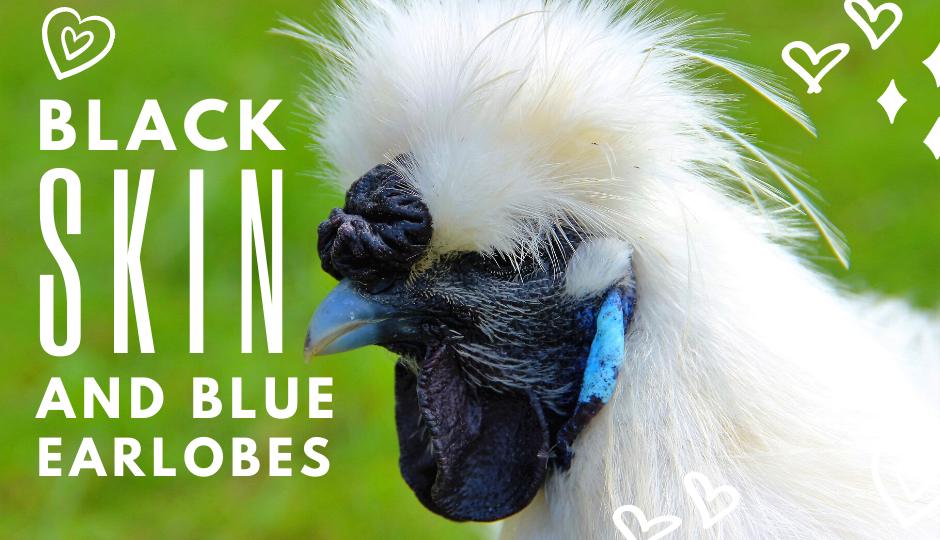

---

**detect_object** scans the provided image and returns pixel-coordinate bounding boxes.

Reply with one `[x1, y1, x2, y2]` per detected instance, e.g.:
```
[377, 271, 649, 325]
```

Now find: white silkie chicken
[284, 1, 940, 538]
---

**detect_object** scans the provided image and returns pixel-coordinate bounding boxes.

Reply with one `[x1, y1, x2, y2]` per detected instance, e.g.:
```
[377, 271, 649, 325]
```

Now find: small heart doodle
[782, 41, 851, 94]
[42, 7, 115, 80]
[844, 0, 902, 50]
[684, 472, 741, 529]
[61, 27, 94, 61]
[612, 505, 681, 540]
[872, 451, 940, 527]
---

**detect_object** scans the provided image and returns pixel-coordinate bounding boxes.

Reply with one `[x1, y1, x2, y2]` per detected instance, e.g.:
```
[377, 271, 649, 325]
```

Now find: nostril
[367, 275, 397, 295]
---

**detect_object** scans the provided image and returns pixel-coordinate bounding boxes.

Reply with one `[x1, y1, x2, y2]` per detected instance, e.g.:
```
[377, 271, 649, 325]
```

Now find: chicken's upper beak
[304, 278, 421, 361]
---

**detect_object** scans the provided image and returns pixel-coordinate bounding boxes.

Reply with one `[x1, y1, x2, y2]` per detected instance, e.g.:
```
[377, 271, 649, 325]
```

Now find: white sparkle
[925, 118, 940, 160]
[925, 42, 940, 87]
[877, 80, 907, 124]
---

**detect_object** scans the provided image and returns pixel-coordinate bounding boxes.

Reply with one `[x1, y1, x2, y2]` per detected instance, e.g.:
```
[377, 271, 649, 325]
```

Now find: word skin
[39, 167, 284, 357]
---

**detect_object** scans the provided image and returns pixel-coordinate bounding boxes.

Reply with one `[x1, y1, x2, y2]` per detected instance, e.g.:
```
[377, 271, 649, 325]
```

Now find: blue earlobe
[554, 279, 635, 470]
[578, 289, 629, 406]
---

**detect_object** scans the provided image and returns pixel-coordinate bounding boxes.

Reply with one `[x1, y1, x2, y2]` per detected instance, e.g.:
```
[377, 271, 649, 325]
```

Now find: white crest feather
[276, 0, 847, 266]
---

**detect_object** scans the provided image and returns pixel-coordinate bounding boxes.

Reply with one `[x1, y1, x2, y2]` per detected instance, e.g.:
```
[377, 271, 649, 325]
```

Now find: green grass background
[0, 0, 937, 539]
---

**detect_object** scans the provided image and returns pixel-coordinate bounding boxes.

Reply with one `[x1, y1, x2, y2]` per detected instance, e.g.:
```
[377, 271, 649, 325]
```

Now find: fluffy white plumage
[281, 1, 940, 538]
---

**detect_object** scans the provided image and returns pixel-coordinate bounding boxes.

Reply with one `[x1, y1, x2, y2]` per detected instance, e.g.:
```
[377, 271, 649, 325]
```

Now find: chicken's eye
[481, 252, 543, 280]
[480, 229, 584, 281]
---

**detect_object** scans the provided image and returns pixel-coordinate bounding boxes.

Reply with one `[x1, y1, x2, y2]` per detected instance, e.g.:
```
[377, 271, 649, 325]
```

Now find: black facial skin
[318, 162, 610, 522]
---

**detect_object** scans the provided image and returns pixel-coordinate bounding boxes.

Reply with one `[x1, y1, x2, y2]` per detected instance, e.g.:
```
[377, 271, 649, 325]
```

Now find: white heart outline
[42, 7, 115, 80]
[898, 474, 935, 504]
[683, 472, 740, 529]
[782, 42, 851, 94]
[612, 505, 681, 540]
[61, 27, 94, 61]
[872, 451, 940, 527]
[844, 0, 902, 50]
[895, 458, 938, 504]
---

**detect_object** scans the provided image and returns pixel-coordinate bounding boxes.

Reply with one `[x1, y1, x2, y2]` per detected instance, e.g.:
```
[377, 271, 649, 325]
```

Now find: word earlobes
[40, 436, 329, 478]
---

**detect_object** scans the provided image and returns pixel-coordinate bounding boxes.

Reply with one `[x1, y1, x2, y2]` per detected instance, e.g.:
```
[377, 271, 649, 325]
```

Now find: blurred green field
[0, 0, 937, 539]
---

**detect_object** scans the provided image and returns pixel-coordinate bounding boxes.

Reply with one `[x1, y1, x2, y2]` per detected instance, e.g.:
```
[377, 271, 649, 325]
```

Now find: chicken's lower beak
[304, 278, 421, 361]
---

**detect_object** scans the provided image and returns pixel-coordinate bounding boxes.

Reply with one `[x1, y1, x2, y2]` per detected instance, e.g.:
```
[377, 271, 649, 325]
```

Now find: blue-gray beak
[304, 279, 421, 361]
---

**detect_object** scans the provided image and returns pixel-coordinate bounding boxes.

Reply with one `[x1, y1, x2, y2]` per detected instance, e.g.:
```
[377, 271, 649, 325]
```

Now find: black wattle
[395, 362, 448, 517]
[394, 347, 550, 522]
